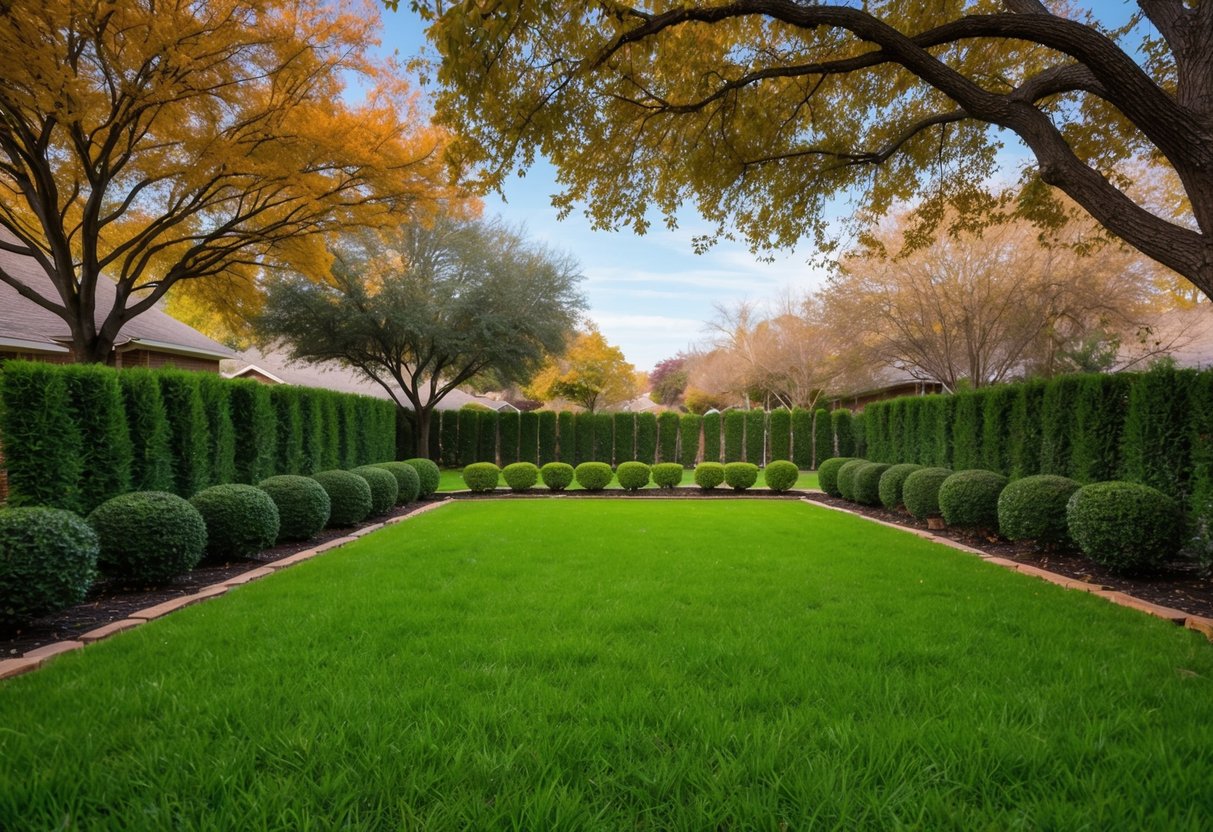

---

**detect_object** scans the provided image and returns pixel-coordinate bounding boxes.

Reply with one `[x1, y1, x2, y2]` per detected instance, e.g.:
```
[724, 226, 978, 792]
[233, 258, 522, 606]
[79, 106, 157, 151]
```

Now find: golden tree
[525, 328, 639, 412]
[0, 0, 455, 362]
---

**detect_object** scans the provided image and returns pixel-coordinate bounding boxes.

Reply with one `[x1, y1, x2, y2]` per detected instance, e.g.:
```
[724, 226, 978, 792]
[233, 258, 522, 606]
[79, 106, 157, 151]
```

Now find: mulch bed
[1, 499, 441, 657]
[802, 491, 1213, 619]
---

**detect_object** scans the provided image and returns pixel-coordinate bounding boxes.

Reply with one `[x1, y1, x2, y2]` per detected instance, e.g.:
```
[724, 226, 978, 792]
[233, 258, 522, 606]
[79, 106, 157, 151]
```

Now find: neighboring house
[0, 229, 233, 371]
[830, 375, 946, 412]
[619, 395, 663, 414]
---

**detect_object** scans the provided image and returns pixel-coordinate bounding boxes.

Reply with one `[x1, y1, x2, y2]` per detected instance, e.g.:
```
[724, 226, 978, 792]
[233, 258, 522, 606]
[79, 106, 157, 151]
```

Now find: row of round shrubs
[0, 457, 443, 628]
[818, 456, 1183, 575]
[461, 460, 802, 494]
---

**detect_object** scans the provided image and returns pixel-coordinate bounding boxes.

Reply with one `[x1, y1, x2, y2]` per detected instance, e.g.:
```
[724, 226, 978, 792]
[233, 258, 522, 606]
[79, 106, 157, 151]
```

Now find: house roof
[0, 228, 235, 360]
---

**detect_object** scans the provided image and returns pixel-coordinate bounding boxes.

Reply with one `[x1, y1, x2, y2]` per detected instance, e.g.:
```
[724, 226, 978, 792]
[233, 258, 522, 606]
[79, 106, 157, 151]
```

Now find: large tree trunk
[414, 405, 434, 459]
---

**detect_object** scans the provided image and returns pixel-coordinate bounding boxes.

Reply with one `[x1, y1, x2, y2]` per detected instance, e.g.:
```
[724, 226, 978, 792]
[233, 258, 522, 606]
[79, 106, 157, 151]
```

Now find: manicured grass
[2, 501, 1211, 829]
[436, 466, 820, 492]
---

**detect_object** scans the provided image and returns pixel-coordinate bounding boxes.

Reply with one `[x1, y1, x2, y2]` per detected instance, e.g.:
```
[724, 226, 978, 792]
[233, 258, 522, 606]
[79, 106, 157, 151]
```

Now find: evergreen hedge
[64, 364, 133, 512]
[457, 409, 479, 466]
[745, 409, 765, 465]
[1039, 375, 1083, 476]
[1070, 374, 1130, 483]
[440, 409, 461, 468]
[950, 392, 981, 471]
[832, 409, 855, 457]
[635, 412, 657, 465]
[593, 412, 614, 464]
[228, 379, 276, 484]
[536, 411, 557, 466]
[574, 412, 595, 465]
[768, 408, 790, 463]
[119, 369, 174, 493]
[613, 412, 636, 463]
[198, 374, 238, 484]
[479, 410, 499, 464]
[556, 412, 576, 463]
[702, 411, 721, 464]
[1008, 380, 1045, 478]
[790, 407, 813, 469]
[657, 411, 679, 464]
[723, 410, 745, 463]
[812, 408, 832, 470]
[498, 411, 521, 465]
[679, 414, 702, 467]
[269, 385, 304, 479]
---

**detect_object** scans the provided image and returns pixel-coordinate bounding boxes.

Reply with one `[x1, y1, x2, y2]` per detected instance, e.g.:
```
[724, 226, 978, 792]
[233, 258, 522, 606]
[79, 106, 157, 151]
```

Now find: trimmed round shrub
[853, 462, 892, 506]
[878, 464, 923, 510]
[540, 462, 575, 491]
[463, 462, 501, 492]
[352, 466, 399, 516]
[1066, 482, 1183, 574]
[763, 461, 799, 492]
[938, 470, 1009, 530]
[0, 507, 99, 627]
[312, 470, 373, 527]
[503, 462, 539, 491]
[190, 484, 281, 560]
[902, 468, 954, 520]
[997, 475, 1081, 546]
[88, 491, 206, 583]
[818, 457, 855, 498]
[617, 461, 652, 491]
[575, 462, 613, 491]
[258, 475, 331, 542]
[724, 462, 759, 491]
[694, 462, 725, 490]
[402, 458, 441, 498]
[836, 459, 869, 502]
[652, 462, 684, 489]
[373, 462, 421, 504]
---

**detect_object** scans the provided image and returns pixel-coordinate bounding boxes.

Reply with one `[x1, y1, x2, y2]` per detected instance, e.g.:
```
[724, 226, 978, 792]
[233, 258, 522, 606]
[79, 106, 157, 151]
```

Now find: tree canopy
[525, 328, 639, 412]
[0, 0, 454, 362]
[416, 1, 1213, 298]
[256, 217, 585, 455]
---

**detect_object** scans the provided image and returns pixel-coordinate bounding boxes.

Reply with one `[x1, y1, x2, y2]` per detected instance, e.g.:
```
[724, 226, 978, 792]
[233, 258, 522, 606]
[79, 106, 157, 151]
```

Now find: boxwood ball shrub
[574, 462, 613, 491]
[311, 470, 373, 527]
[724, 462, 759, 491]
[503, 462, 540, 492]
[694, 462, 725, 490]
[0, 507, 99, 628]
[652, 462, 684, 489]
[878, 463, 923, 510]
[463, 462, 501, 493]
[853, 462, 892, 506]
[1066, 482, 1183, 574]
[836, 459, 869, 502]
[938, 470, 1009, 530]
[763, 461, 799, 492]
[997, 475, 1081, 546]
[402, 458, 441, 498]
[352, 466, 399, 516]
[616, 461, 652, 491]
[88, 491, 207, 583]
[258, 476, 331, 542]
[540, 462, 575, 491]
[373, 462, 421, 504]
[190, 484, 281, 560]
[902, 468, 954, 520]
[817, 457, 854, 498]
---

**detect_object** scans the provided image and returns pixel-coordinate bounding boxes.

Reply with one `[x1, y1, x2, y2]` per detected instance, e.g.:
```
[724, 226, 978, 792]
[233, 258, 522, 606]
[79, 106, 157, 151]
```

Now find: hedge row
[0, 361, 396, 512]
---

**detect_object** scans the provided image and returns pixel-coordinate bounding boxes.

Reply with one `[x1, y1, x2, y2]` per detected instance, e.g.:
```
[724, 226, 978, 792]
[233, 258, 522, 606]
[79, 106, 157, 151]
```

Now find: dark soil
[1, 499, 443, 657]
[803, 491, 1213, 619]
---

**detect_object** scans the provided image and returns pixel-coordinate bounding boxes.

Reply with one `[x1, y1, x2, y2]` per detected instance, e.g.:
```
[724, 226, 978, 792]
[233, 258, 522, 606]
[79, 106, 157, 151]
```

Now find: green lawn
[436, 466, 820, 492]
[2, 500, 1211, 829]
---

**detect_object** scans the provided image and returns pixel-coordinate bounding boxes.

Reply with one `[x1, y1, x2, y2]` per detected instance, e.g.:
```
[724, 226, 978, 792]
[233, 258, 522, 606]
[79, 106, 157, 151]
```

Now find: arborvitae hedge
[1070, 373, 1130, 483]
[745, 409, 765, 465]
[679, 414, 701, 467]
[498, 410, 521, 465]
[949, 392, 981, 471]
[0, 361, 84, 510]
[832, 409, 855, 457]
[120, 368, 174, 492]
[337, 394, 359, 470]
[852, 410, 867, 457]
[556, 411, 575, 463]
[269, 385, 304, 479]
[1188, 373, 1213, 533]
[768, 408, 791, 462]
[593, 412, 614, 464]
[790, 408, 812, 468]
[538, 411, 558, 466]
[158, 371, 209, 499]
[980, 385, 1018, 475]
[197, 374, 238, 483]
[1121, 364, 1194, 502]
[812, 408, 831, 469]
[613, 412, 636, 463]
[574, 412, 595, 465]
[1039, 374, 1083, 477]
[457, 408, 479, 466]
[440, 409, 460, 467]
[229, 379, 276, 485]
[657, 411, 679, 463]
[723, 410, 745, 463]
[63, 364, 134, 512]
[319, 394, 341, 471]
[1008, 381, 1044, 478]
[702, 412, 721, 464]
[479, 410, 499, 464]
[635, 412, 657, 465]
[518, 411, 539, 465]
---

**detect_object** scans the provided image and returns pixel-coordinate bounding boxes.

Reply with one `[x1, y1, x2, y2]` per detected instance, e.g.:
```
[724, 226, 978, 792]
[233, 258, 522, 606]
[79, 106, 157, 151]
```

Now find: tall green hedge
[498, 411, 521, 465]
[657, 411, 679, 463]
[0, 361, 84, 510]
[457, 409, 479, 466]
[269, 385, 303, 478]
[745, 409, 765, 465]
[613, 412, 636, 463]
[1039, 375, 1082, 476]
[852, 410, 867, 457]
[440, 409, 460, 467]
[1007, 381, 1043, 478]
[198, 374, 238, 483]
[538, 411, 557, 466]
[518, 411, 540, 465]
[768, 408, 791, 462]
[635, 412, 657, 465]
[574, 412, 595, 465]
[679, 413, 702, 467]
[789, 407, 812, 468]
[811, 408, 831, 469]
[556, 411, 575, 463]
[950, 392, 981, 471]
[702, 412, 721, 464]
[832, 409, 855, 458]
[1070, 373, 1129, 483]
[593, 412, 614, 464]
[337, 394, 359, 470]
[158, 370, 209, 498]
[229, 379, 276, 484]
[120, 368, 174, 492]
[1121, 364, 1193, 502]
[62, 364, 134, 512]
[723, 410, 745, 463]
[479, 410, 499, 464]
[980, 385, 1018, 475]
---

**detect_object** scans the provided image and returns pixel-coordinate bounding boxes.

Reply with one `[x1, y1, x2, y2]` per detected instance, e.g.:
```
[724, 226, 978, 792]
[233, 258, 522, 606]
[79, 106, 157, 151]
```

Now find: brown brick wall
[114, 349, 220, 373]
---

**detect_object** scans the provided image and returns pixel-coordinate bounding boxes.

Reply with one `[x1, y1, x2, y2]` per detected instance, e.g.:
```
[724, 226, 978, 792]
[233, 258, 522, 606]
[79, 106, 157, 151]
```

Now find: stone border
[801, 497, 1213, 642]
[0, 500, 452, 683]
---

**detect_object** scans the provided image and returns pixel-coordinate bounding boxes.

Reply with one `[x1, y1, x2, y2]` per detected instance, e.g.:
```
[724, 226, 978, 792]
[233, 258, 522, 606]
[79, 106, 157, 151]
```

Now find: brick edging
[800, 498, 1213, 641]
[0, 500, 453, 683]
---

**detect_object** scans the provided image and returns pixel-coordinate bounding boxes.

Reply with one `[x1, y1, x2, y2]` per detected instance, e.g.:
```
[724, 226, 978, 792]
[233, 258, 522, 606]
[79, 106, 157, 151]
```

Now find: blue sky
[371, 2, 1142, 372]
